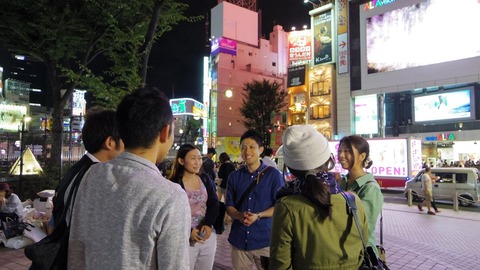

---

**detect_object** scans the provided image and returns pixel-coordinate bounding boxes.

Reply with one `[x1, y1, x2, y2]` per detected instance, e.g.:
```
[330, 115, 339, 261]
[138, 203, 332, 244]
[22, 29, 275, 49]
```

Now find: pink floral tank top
[186, 180, 208, 229]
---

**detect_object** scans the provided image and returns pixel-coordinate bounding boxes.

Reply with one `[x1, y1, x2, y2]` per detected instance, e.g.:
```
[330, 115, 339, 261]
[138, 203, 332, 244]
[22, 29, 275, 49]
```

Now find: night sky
[146, 0, 311, 101]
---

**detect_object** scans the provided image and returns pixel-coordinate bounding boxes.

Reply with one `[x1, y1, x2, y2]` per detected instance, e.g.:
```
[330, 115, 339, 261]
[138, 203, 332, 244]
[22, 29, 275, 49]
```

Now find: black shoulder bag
[341, 192, 388, 270]
[25, 164, 92, 270]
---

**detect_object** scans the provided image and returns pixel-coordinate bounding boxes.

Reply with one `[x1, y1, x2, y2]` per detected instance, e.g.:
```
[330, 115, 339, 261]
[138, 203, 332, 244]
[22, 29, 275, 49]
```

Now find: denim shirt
[225, 163, 284, 250]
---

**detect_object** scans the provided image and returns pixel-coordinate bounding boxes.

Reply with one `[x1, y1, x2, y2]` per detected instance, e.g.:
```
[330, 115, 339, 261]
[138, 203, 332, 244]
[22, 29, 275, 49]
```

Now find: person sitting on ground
[270, 125, 368, 269]
[0, 183, 24, 220]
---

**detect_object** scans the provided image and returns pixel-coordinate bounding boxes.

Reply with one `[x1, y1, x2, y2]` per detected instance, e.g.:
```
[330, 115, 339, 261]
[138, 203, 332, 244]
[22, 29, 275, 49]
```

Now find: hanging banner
[337, 0, 349, 74]
[312, 8, 334, 65]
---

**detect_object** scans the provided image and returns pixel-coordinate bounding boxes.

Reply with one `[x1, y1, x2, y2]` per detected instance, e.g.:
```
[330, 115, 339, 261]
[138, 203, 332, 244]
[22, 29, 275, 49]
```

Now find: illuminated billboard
[288, 30, 312, 62]
[72, 90, 86, 116]
[412, 87, 476, 124]
[211, 37, 237, 57]
[354, 94, 378, 134]
[360, 0, 480, 90]
[0, 104, 28, 131]
[170, 98, 205, 118]
[311, 5, 334, 66]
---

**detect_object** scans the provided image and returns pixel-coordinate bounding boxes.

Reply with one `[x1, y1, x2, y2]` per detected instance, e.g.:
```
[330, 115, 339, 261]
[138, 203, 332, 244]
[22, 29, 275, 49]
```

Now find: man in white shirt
[261, 148, 277, 168]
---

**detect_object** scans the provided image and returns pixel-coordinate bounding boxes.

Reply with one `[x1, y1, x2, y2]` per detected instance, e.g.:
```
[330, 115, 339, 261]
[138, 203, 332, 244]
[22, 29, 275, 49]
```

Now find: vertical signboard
[337, 0, 349, 74]
[287, 65, 307, 87]
[312, 6, 334, 66]
[288, 30, 312, 63]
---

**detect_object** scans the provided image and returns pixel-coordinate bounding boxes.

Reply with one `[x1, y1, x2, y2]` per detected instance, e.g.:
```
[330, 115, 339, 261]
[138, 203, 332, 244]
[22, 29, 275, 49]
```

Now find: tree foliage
[240, 79, 288, 147]
[0, 0, 200, 176]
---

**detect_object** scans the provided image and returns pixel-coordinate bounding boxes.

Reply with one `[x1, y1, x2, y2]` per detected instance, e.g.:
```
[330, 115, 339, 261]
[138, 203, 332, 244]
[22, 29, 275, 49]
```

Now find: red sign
[288, 30, 312, 62]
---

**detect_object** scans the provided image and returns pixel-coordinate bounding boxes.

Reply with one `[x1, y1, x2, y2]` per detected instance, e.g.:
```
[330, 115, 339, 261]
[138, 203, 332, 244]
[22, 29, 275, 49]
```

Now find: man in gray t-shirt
[68, 87, 191, 269]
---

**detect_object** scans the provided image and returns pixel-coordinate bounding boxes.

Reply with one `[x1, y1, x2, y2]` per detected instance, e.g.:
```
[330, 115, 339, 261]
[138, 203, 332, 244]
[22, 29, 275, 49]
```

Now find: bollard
[407, 189, 412, 206]
[453, 191, 459, 211]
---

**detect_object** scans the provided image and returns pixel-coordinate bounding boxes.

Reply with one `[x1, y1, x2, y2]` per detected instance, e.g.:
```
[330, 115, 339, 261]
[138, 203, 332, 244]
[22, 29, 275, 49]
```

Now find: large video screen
[360, 0, 480, 90]
[412, 87, 475, 124]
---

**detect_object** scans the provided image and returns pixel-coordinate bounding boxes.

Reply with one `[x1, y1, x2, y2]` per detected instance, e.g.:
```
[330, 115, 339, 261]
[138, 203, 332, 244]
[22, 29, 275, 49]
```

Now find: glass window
[455, 173, 468, 184]
[436, 173, 453, 183]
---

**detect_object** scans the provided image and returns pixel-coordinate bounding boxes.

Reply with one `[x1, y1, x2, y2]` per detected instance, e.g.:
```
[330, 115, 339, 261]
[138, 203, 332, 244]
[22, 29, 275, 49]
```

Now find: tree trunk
[139, 0, 165, 85]
[50, 107, 64, 177]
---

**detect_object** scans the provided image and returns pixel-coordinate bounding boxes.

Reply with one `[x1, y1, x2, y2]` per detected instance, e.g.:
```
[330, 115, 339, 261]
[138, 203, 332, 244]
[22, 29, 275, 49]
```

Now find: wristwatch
[256, 212, 261, 221]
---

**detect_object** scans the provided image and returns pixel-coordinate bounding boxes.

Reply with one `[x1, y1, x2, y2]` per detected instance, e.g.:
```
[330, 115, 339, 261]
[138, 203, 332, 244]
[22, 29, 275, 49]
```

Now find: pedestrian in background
[201, 147, 217, 182]
[217, 152, 236, 202]
[261, 148, 277, 169]
[170, 144, 219, 270]
[417, 166, 436, 215]
[337, 135, 384, 257]
[270, 125, 367, 269]
[225, 129, 283, 270]
[68, 87, 191, 269]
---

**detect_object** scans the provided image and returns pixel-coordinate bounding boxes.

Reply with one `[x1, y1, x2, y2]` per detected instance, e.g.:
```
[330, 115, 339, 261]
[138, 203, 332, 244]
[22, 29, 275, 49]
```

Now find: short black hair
[207, 148, 216, 155]
[263, 148, 273, 157]
[116, 86, 173, 149]
[240, 129, 263, 147]
[82, 110, 121, 154]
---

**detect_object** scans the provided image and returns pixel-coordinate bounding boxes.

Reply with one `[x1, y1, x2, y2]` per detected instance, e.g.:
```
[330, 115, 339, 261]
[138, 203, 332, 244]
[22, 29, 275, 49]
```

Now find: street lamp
[19, 114, 31, 198]
[304, 0, 319, 8]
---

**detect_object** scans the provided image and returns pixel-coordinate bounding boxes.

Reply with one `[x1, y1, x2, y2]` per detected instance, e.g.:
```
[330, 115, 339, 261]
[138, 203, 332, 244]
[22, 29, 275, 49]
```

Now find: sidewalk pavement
[1, 202, 479, 270]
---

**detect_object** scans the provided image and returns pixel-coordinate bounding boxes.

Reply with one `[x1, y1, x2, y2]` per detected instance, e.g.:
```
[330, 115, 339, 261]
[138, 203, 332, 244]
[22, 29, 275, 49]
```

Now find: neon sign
[364, 0, 397, 10]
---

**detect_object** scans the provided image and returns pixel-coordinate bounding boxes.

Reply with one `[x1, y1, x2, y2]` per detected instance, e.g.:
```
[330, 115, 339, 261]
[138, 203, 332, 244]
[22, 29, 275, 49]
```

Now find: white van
[404, 167, 480, 206]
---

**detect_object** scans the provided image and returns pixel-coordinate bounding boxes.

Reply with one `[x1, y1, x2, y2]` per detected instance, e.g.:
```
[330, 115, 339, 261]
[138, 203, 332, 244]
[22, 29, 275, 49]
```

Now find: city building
[206, 0, 289, 161]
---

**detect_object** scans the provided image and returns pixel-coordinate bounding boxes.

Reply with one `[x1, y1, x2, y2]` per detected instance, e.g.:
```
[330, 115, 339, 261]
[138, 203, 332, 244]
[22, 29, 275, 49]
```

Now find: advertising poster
[329, 139, 411, 178]
[72, 90, 86, 116]
[211, 37, 237, 57]
[288, 30, 312, 62]
[413, 90, 473, 123]
[0, 104, 27, 131]
[313, 9, 333, 65]
[354, 94, 378, 134]
[287, 65, 306, 87]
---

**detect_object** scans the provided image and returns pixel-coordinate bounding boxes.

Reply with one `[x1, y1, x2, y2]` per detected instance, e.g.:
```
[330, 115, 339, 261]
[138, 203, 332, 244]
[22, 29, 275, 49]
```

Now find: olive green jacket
[270, 194, 368, 270]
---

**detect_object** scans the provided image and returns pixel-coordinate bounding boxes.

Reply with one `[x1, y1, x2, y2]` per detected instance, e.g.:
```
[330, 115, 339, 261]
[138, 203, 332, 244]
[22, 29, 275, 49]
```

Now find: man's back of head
[116, 86, 174, 164]
[81, 110, 123, 162]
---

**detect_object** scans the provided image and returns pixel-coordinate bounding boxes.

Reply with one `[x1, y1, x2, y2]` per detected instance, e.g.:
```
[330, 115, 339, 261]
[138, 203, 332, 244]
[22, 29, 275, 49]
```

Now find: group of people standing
[221, 126, 384, 269]
[19, 85, 385, 270]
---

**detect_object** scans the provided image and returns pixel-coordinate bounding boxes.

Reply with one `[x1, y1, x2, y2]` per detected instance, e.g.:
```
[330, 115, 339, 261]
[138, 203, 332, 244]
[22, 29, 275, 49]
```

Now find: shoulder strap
[235, 166, 273, 209]
[340, 191, 367, 249]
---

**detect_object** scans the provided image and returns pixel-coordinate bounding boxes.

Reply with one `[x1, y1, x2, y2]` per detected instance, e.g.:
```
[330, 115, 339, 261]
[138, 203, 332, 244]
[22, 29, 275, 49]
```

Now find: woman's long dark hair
[289, 168, 333, 221]
[169, 144, 199, 184]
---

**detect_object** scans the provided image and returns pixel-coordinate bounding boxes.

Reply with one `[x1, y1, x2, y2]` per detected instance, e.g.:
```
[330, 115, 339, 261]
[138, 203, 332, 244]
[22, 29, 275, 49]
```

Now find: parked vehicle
[404, 167, 480, 206]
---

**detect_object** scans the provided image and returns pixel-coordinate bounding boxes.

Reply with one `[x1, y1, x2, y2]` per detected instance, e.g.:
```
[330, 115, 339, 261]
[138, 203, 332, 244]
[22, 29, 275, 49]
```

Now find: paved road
[2, 201, 479, 270]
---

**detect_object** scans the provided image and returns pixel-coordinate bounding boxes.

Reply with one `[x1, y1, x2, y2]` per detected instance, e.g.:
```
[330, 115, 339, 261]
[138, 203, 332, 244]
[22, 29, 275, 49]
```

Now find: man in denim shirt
[225, 130, 284, 269]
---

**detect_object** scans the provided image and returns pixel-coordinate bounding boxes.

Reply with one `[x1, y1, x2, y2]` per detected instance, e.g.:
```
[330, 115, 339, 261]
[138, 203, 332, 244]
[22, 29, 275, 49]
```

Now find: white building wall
[211, 2, 258, 46]
[336, 73, 353, 137]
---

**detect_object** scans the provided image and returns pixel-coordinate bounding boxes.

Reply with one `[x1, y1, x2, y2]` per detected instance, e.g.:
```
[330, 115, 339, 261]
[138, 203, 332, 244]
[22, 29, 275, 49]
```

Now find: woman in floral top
[170, 144, 219, 270]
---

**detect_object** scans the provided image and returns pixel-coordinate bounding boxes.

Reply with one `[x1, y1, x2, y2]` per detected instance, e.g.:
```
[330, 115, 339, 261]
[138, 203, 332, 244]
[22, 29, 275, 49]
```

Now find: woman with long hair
[169, 144, 219, 270]
[337, 135, 384, 256]
[270, 125, 367, 269]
